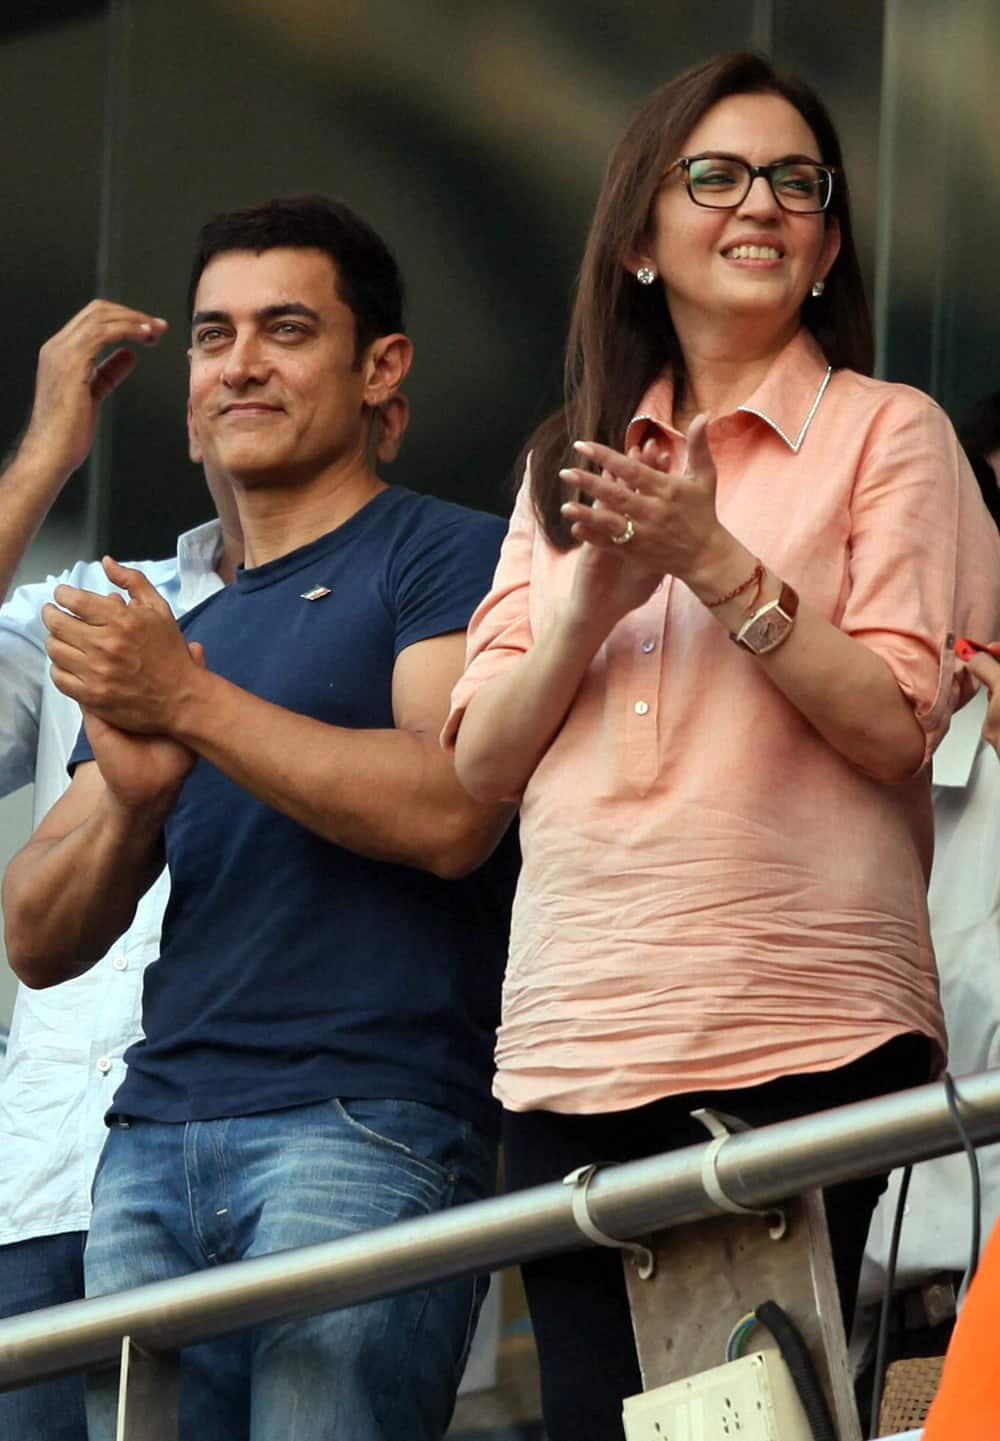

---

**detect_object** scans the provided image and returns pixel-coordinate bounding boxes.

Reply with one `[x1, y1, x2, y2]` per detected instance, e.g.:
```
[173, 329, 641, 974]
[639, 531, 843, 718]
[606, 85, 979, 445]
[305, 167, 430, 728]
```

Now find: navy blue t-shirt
[72, 487, 518, 1134]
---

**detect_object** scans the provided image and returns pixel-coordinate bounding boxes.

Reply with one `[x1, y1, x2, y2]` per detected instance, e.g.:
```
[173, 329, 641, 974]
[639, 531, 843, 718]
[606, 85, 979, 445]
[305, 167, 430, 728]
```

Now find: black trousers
[502, 1034, 930, 1441]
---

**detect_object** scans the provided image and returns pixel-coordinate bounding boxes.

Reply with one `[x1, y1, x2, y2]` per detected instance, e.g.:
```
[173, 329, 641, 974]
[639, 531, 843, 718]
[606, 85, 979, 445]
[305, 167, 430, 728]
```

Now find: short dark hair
[187, 194, 405, 359]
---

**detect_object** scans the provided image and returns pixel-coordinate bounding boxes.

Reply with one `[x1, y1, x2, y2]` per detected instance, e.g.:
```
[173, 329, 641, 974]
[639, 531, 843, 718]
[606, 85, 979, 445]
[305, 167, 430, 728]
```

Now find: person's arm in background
[0, 303, 168, 795]
[1, 303, 214, 980]
[963, 644, 1000, 754]
[0, 301, 167, 600]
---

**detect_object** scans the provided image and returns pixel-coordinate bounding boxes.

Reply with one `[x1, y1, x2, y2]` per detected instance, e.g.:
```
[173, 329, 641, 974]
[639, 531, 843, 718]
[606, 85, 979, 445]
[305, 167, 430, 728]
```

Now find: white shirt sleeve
[0, 576, 60, 799]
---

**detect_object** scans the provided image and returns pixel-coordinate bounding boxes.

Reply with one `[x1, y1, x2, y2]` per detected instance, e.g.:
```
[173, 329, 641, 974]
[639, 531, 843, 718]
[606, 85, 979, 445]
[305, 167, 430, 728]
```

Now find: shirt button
[97, 1056, 112, 1075]
[641, 639, 656, 654]
[112, 955, 127, 972]
[634, 701, 650, 716]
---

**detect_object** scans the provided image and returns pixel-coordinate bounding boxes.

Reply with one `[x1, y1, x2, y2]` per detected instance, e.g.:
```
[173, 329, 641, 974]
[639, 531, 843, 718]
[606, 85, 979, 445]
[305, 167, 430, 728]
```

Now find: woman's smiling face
[642, 90, 841, 348]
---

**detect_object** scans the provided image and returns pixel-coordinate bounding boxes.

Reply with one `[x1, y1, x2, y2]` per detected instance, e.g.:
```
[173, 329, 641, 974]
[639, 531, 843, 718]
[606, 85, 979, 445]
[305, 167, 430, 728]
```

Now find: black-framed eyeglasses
[662, 152, 838, 214]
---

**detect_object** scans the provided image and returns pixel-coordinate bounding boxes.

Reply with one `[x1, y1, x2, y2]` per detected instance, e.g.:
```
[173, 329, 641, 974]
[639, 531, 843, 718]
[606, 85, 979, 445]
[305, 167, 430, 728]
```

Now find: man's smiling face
[188, 245, 370, 486]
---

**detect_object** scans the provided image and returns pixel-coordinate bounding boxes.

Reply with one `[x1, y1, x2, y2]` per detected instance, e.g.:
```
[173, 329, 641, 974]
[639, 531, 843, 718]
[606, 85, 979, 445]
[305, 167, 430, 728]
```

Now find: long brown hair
[525, 53, 874, 548]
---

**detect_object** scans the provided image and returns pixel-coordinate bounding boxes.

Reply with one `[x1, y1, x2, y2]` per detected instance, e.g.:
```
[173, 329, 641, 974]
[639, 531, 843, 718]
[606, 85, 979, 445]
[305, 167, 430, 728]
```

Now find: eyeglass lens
[687, 157, 831, 212]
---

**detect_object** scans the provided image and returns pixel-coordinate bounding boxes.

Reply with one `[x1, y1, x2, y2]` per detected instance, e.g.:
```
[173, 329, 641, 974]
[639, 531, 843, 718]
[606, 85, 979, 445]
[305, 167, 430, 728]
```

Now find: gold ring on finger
[610, 516, 635, 545]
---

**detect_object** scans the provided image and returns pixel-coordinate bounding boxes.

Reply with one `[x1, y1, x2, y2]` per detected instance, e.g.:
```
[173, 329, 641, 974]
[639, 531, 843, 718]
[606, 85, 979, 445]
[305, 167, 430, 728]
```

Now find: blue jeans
[84, 1098, 496, 1441]
[0, 1231, 88, 1441]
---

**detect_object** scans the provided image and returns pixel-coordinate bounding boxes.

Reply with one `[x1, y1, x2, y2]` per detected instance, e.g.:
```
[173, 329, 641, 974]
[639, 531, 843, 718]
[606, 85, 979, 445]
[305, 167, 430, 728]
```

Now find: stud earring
[810, 279, 826, 298]
[636, 265, 657, 286]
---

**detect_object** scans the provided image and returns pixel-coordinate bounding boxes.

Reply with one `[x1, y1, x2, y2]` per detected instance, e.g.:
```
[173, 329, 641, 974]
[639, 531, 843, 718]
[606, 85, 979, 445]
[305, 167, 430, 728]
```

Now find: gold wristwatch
[731, 581, 799, 655]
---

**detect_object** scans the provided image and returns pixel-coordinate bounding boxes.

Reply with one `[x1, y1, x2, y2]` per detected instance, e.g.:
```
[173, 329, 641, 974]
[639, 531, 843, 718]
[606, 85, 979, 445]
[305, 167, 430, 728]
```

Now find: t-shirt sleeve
[68, 720, 94, 774]
[390, 504, 507, 657]
[441, 474, 537, 751]
[841, 393, 1000, 766]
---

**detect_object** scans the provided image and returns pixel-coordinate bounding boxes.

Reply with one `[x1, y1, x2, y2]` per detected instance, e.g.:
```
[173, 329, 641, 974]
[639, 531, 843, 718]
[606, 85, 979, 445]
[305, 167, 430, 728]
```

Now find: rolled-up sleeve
[441, 475, 537, 751]
[841, 393, 1000, 764]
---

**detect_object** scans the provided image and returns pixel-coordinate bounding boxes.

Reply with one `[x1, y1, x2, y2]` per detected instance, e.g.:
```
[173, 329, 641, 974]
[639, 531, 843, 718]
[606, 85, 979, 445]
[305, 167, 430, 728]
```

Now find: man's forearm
[44, 587, 512, 878]
[172, 670, 509, 878]
[3, 788, 169, 988]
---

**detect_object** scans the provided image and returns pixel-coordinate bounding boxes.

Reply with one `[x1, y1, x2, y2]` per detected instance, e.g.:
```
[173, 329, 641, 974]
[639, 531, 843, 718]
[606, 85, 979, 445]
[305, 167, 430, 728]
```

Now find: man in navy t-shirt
[4, 195, 517, 1441]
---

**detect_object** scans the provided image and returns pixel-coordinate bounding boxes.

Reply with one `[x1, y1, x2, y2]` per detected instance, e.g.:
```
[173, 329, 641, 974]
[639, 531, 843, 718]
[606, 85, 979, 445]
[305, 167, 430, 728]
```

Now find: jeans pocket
[332, 1097, 462, 1189]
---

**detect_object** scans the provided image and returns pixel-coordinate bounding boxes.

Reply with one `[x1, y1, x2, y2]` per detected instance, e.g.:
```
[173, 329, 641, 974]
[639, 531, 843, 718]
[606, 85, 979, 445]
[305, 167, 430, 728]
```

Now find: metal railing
[1, 1068, 999, 1425]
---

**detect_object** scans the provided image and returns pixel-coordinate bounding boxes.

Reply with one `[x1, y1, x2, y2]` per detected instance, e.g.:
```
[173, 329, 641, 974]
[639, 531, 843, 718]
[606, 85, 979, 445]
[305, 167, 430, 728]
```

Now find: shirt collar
[176, 518, 224, 577]
[176, 519, 225, 613]
[626, 328, 832, 454]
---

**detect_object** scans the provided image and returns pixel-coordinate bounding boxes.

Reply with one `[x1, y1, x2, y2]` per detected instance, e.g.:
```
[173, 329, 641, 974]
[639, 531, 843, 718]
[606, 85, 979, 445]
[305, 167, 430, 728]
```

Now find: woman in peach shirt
[445, 53, 1000, 1440]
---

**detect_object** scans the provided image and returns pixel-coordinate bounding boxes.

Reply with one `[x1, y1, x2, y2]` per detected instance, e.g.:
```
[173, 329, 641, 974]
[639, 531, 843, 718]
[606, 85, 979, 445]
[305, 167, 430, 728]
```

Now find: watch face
[743, 607, 791, 653]
[757, 614, 786, 649]
[735, 584, 798, 654]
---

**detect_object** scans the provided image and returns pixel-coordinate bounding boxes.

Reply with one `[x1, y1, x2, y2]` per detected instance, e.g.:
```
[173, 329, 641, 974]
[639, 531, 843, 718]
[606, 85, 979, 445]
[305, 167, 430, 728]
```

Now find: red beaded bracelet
[705, 560, 765, 610]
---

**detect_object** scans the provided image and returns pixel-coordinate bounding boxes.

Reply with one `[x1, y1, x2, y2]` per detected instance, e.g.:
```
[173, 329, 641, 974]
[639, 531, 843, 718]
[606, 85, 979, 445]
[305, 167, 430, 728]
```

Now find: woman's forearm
[760, 602, 924, 780]
[453, 610, 609, 802]
[689, 543, 926, 782]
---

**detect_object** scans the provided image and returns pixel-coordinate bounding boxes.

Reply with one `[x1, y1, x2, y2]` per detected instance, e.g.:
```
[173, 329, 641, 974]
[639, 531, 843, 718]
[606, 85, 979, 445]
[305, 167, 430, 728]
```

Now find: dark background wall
[0, 3, 105, 553]
[1, 0, 892, 566]
[875, 0, 1000, 409]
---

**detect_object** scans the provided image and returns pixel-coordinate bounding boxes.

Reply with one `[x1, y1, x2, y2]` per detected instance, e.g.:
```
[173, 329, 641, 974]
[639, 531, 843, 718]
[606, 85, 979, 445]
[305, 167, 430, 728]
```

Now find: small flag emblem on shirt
[300, 585, 332, 601]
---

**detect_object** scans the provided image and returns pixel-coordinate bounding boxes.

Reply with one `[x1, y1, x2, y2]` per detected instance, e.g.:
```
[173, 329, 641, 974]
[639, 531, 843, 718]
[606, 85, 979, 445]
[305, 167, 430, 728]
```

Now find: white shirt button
[641, 639, 656, 654]
[96, 1056, 113, 1075]
[112, 955, 127, 972]
[634, 700, 650, 716]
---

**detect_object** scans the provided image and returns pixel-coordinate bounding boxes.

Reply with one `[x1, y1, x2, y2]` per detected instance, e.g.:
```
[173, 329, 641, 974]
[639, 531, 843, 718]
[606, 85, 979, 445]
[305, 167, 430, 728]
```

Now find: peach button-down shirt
[446, 330, 1000, 1115]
